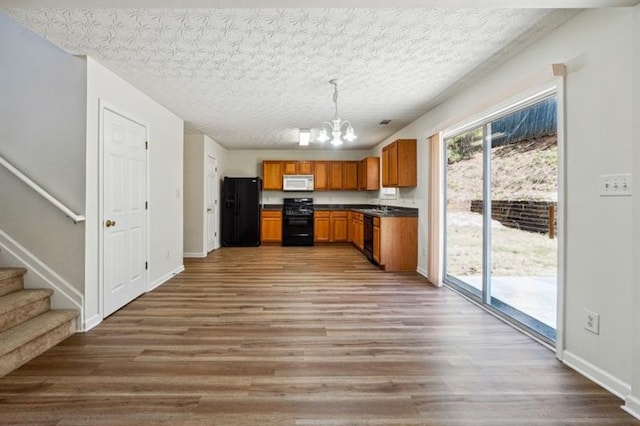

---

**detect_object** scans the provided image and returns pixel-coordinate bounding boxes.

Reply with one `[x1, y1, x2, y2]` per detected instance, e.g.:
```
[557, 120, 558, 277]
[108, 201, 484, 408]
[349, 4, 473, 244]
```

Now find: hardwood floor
[0, 245, 637, 425]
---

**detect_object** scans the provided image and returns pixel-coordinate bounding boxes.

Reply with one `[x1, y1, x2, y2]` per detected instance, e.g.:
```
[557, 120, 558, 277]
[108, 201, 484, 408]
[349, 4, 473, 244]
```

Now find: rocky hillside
[447, 135, 557, 202]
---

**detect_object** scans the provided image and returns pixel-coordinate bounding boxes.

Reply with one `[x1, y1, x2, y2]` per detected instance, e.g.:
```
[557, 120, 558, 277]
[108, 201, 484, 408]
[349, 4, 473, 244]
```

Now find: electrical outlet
[584, 310, 600, 335]
[600, 174, 632, 196]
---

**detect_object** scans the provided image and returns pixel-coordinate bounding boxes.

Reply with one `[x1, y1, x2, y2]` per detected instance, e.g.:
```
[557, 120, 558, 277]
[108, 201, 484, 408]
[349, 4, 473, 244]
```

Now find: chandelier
[317, 79, 357, 146]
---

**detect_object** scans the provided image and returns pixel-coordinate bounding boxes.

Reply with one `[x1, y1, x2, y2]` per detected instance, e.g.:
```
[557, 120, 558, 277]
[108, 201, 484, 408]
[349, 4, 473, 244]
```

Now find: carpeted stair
[0, 267, 78, 377]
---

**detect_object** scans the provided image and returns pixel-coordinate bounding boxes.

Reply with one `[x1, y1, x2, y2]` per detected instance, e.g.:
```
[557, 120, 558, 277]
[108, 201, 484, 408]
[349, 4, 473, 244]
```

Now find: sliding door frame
[440, 80, 566, 357]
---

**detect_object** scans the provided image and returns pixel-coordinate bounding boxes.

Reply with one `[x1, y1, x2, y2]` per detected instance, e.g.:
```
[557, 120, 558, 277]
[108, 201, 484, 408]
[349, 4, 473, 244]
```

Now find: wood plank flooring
[0, 245, 638, 425]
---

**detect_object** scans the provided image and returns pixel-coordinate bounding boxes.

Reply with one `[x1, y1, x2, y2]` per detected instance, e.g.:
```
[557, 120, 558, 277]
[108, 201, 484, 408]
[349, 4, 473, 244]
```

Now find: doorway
[102, 107, 148, 317]
[444, 92, 559, 342]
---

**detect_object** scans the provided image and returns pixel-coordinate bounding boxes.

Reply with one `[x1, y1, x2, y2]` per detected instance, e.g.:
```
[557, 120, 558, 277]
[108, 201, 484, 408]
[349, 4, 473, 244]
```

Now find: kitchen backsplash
[261, 190, 369, 206]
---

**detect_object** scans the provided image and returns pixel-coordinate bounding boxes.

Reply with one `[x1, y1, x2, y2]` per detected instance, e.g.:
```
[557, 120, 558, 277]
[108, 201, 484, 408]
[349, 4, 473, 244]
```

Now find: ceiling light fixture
[317, 79, 356, 147]
[298, 128, 310, 146]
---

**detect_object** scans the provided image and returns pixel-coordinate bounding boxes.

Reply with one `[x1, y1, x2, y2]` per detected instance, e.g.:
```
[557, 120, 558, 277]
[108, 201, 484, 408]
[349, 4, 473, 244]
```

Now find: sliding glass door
[444, 92, 558, 342]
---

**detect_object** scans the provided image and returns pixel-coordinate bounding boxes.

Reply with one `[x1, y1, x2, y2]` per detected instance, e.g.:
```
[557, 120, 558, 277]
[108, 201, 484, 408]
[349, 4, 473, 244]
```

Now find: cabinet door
[388, 141, 398, 186]
[330, 211, 348, 242]
[314, 161, 329, 190]
[343, 161, 358, 190]
[381, 147, 389, 187]
[329, 161, 344, 190]
[314, 212, 330, 242]
[365, 157, 380, 190]
[263, 161, 283, 190]
[283, 161, 299, 175]
[358, 159, 366, 190]
[373, 224, 380, 263]
[356, 220, 364, 251]
[397, 139, 417, 187]
[260, 211, 282, 243]
[299, 161, 314, 175]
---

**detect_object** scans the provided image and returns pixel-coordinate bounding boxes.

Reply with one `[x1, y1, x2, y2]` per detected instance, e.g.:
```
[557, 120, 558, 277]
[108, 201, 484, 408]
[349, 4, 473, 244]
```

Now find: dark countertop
[262, 204, 284, 210]
[262, 203, 418, 217]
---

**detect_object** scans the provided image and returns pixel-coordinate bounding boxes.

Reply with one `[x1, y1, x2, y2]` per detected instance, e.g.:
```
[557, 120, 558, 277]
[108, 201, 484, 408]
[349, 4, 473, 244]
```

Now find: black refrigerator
[221, 177, 261, 247]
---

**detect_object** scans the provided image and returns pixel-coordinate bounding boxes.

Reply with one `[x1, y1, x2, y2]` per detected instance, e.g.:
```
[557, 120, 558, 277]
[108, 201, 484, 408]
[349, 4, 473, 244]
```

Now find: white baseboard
[83, 313, 102, 332]
[563, 350, 630, 399]
[416, 266, 428, 279]
[623, 395, 640, 420]
[184, 252, 206, 258]
[148, 265, 185, 291]
[0, 228, 84, 315]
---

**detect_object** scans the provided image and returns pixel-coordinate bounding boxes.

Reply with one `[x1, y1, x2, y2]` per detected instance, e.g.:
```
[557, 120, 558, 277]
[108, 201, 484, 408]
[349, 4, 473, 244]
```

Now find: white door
[206, 155, 218, 252]
[103, 108, 147, 317]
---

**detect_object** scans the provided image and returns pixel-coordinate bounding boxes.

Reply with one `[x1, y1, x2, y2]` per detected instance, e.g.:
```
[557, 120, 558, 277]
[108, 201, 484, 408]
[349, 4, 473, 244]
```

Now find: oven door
[282, 214, 314, 246]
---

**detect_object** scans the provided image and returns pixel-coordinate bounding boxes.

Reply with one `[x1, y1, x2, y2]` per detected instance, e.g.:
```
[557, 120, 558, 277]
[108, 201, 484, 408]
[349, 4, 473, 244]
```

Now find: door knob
[105, 219, 116, 228]
[207, 208, 212, 212]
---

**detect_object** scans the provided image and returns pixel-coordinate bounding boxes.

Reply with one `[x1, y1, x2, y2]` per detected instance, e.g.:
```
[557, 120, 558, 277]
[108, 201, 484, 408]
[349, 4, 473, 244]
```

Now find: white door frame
[205, 155, 218, 253]
[98, 100, 150, 319]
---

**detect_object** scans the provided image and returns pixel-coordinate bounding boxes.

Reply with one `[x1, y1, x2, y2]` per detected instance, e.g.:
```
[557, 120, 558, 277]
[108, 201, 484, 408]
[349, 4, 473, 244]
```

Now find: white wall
[183, 133, 228, 256]
[226, 149, 371, 205]
[205, 135, 227, 250]
[0, 12, 87, 291]
[184, 134, 205, 255]
[373, 8, 637, 398]
[84, 57, 184, 329]
[628, 3, 640, 418]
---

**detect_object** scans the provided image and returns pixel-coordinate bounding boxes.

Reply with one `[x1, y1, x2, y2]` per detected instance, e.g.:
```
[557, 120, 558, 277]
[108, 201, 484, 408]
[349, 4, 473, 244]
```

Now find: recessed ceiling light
[379, 120, 392, 125]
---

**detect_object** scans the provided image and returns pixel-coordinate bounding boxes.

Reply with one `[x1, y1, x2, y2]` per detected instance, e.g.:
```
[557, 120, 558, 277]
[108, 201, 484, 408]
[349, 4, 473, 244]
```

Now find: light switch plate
[600, 174, 632, 197]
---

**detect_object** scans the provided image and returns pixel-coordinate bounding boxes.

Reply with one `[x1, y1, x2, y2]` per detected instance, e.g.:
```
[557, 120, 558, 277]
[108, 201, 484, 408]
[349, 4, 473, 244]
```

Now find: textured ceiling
[2, 7, 580, 149]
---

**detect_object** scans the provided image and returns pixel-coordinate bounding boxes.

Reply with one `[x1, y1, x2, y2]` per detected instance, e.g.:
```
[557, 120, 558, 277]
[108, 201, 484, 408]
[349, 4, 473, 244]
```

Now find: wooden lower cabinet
[330, 211, 348, 242]
[351, 212, 364, 251]
[314, 211, 331, 242]
[315, 211, 348, 242]
[373, 217, 380, 263]
[260, 210, 282, 243]
[376, 216, 417, 272]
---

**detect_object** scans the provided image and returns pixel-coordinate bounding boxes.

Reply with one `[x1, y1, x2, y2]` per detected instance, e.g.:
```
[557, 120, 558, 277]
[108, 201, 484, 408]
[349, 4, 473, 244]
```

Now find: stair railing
[0, 155, 85, 224]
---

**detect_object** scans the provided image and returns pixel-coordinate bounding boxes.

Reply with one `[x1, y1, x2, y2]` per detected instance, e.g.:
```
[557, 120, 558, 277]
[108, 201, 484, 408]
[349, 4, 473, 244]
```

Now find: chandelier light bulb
[317, 128, 329, 143]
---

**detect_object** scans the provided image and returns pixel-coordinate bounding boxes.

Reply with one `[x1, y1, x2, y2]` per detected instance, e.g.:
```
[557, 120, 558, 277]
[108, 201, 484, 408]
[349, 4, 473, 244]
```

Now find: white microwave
[283, 175, 314, 191]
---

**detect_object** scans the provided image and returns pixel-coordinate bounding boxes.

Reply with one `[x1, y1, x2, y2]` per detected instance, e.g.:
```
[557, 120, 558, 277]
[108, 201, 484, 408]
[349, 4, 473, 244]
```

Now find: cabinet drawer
[373, 217, 380, 226]
[330, 211, 347, 218]
[261, 210, 282, 218]
[314, 211, 330, 218]
[351, 212, 363, 221]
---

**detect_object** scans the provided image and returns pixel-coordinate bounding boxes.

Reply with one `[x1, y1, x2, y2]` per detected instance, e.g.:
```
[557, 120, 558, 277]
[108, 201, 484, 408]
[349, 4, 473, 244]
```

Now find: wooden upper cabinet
[343, 161, 358, 190]
[381, 147, 390, 187]
[299, 161, 314, 175]
[283, 161, 299, 175]
[314, 161, 329, 190]
[329, 161, 344, 190]
[358, 157, 380, 191]
[381, 139, 416, 188]
[284, 161, 314, 175]
[388, 141, 398, 186]
[263, 161, 283, 190]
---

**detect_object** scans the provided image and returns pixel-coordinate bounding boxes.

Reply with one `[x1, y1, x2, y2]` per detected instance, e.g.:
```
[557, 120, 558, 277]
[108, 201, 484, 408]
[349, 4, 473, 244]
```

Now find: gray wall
[0, 12, 87, 291]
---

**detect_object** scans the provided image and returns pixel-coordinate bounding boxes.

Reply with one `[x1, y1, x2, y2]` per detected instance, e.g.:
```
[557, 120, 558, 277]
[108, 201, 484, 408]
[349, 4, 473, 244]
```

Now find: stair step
[0, 289, 53, 332]
[0, 268, 27, 297]
[0, 309, 78, 377]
